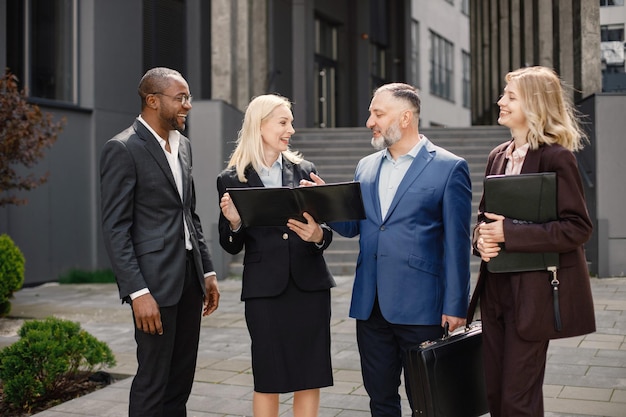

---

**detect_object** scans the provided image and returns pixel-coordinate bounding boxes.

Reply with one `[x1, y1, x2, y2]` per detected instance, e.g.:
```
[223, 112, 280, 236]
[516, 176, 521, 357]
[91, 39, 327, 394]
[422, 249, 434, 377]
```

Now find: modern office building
[3, 0, 622, 282]
[0, 0, 473, 284]
[469, 0, 602, 125]
[600, 0, 626, 91]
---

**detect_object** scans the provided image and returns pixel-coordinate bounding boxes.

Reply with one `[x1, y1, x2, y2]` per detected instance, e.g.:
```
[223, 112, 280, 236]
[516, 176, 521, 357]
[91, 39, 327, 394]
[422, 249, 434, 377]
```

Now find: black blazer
[101, 120, 214, 306]
[216, 157, 335, 300]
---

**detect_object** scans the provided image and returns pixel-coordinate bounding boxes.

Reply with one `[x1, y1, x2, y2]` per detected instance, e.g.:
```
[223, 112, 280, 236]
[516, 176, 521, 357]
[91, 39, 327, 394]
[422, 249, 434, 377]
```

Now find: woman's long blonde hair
[227, 94, 302, 182]
[506, 66, 587, 152]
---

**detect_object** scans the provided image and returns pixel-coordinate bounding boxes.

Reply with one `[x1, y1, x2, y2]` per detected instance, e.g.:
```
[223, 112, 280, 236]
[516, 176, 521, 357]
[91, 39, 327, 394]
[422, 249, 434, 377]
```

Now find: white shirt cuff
[129, 288, 150, 300]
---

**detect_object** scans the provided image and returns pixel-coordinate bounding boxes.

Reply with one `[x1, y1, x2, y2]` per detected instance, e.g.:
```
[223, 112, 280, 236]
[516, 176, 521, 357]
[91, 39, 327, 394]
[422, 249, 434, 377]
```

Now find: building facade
[469, 0, 602, 125]
[600, 0, 626, 91]
[0, 0, 472, 284]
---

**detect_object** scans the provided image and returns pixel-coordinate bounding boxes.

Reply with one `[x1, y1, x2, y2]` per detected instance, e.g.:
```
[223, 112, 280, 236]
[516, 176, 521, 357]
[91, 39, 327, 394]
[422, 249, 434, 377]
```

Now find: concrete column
[480, 2, 491, 119]
[292, 0, 309, 126]
[250, 1, 268, 96]
[211, 0, 235, 104]
[510, 0, 521, 70]
[538, 0, 553, 67]
[235, 0, 250, 109]
[470, 0, 601, 125]
[523, 0, 534, 66]
[558, 0, 575, 91]
[499, 0, 510, 76]
[489, 0, 500, 108]
[579, 1, 602, 98]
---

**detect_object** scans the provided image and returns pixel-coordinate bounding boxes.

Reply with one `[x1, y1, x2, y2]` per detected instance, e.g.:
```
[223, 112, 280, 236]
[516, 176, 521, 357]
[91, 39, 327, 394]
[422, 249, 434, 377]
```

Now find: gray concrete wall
[578, 93, 626, 277]
[593, 94, 626, 276]
[0, 110, 96, 284]
[0, 0, 143, 285]
[187, 101, 243, 279]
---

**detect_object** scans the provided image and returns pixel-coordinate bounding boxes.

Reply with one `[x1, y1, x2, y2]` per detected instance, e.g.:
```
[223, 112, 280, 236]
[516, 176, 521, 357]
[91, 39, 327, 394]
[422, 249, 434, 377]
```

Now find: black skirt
[244, 277, 333, 393]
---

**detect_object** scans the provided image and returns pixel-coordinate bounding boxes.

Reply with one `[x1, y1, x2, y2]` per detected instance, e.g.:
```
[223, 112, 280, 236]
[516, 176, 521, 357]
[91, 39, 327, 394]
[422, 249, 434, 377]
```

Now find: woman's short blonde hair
[228, 94, 302, 182]
[505, 66, 587, 152]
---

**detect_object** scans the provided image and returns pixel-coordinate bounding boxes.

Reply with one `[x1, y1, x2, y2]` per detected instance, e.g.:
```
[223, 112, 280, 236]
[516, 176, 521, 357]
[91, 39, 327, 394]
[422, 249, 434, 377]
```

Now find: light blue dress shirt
[378, 137, 425, 220]
[259, 157, 283, 188]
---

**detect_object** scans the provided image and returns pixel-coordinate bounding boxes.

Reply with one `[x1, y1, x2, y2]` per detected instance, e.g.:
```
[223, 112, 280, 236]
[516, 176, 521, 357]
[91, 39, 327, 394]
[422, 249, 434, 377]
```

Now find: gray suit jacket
[100, 119, 214, 306]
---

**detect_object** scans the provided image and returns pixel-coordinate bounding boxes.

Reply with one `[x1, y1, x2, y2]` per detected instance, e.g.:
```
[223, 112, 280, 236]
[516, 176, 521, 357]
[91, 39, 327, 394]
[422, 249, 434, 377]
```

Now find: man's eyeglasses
[150, 92, 193, 105]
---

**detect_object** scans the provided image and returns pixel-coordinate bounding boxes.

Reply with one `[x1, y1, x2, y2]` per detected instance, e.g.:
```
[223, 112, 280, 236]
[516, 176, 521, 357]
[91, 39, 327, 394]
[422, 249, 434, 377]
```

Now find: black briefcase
[405, 321, 488, 417]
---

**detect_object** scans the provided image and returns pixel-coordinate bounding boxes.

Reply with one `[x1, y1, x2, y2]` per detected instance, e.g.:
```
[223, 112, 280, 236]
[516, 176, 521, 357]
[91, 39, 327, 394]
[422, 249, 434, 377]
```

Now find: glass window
[143, 0, 186, 73]
[370, 43, 387, 91]
[315, 18, 337, 59]
[314, 17, 338, 128]
[600, 0, 624, 6]
[461, 0, 470, 16]
[429, 31, 454, 101]
[601, 24, 625, 42]
[462, 50, 471, 108]
[411, 20, 420, 88]
[6, 0, 77, 102]
[601, 25, 625, 70]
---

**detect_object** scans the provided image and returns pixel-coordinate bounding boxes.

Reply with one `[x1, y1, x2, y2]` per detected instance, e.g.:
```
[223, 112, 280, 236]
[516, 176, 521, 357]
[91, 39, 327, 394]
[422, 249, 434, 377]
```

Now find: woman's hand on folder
[220, 192, 242, 230]
[299, 172, 326, 187]
[476, 212, 505, 262]
[287, 212, 324, 244]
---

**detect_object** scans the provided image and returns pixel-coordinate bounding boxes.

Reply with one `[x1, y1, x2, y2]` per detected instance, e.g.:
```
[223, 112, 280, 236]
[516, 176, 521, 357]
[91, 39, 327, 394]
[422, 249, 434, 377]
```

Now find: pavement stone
[0, 276, 624, 417]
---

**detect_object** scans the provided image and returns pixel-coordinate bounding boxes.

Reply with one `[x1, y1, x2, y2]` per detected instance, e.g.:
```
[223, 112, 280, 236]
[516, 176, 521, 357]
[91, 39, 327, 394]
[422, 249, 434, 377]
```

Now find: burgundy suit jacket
[473, 141, 596, 341]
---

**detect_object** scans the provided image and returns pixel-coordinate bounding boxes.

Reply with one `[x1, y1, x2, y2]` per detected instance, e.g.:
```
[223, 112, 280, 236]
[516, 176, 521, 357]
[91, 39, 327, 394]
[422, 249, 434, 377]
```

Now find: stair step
[226, 126, 505, 281]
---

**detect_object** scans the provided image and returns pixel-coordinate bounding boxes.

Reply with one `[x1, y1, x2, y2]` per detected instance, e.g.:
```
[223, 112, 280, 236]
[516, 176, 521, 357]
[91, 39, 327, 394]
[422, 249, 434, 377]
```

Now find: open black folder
[483, 172, 559, 273]
[226, 181, 365, 227]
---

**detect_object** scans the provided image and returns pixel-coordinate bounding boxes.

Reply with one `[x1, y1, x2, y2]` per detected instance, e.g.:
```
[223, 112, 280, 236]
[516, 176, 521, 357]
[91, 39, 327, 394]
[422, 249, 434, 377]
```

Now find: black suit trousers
[356, 297, 443, 417]
[481, 273, 549, 417]
[129, 252, 204, 417]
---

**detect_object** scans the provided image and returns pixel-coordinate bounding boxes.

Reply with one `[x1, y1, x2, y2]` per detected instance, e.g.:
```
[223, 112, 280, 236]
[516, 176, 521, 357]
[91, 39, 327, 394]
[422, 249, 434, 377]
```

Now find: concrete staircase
[289, 125, 510, 277]
[226, 125, 510, 278]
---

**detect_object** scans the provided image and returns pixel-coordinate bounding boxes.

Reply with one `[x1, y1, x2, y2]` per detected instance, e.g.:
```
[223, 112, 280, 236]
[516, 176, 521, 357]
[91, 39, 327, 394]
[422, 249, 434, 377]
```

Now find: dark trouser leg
[162, 258, 203, 416]
[481, 274, 549, 417]
[356, 298, 442, 417]
[129, 255, 203, 417]
[129, 305, 178, 417]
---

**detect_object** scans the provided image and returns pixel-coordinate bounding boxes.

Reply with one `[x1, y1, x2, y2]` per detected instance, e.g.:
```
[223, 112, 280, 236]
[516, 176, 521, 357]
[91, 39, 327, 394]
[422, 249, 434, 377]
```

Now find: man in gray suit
[100, 67, 220, 417]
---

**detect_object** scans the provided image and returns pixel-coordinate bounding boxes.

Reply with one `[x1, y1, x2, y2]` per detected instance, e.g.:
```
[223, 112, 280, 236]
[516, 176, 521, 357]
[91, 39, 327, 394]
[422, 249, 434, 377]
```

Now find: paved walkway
[0, 275, 624, 417]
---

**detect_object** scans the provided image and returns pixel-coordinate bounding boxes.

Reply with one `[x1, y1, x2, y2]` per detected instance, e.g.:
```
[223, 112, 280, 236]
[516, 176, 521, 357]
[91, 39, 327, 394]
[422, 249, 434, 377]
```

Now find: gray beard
[371, 123, 401, 150]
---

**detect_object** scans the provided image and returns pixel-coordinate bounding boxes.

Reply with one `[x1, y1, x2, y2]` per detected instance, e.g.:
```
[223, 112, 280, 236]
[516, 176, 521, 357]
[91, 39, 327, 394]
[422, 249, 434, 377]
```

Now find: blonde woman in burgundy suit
[473, 66, 596, 417]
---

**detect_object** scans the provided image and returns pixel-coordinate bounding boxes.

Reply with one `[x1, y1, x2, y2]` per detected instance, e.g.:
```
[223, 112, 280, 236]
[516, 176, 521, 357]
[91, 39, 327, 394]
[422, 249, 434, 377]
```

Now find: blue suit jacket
[332, 137, 472, 325]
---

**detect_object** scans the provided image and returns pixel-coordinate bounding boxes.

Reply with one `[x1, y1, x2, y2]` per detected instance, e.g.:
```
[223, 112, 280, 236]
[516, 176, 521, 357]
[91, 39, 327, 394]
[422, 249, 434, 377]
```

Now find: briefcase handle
[442, 321, 481, 340]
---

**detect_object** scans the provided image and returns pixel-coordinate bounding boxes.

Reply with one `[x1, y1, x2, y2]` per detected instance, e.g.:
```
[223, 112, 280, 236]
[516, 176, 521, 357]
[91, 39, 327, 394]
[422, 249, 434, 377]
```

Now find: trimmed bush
[0, 234, 25, 317]
[58, 268, 116, 284]
[0, 317, 116, 412]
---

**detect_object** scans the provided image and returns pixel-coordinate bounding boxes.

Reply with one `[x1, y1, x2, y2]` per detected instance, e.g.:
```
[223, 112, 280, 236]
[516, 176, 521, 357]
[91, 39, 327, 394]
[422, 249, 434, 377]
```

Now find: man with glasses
[100, 67, 220, 417]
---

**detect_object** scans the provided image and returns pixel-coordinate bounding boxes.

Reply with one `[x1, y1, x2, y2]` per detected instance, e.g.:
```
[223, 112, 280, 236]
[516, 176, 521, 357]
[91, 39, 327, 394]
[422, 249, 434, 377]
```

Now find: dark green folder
[227, 181, 365, 227]
[483, 172, 559, 273]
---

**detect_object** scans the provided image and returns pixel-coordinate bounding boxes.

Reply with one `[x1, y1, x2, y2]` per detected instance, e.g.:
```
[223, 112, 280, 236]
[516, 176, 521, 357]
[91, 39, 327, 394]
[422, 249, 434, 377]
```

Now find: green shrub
[0, 317, 116, 412]
[58, 268, 116, 284]
[0, 234, 25, 317]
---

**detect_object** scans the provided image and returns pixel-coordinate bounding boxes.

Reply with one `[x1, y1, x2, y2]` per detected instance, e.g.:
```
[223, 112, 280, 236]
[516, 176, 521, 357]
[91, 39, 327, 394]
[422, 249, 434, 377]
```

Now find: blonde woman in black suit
[217, 94, 335, 417]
